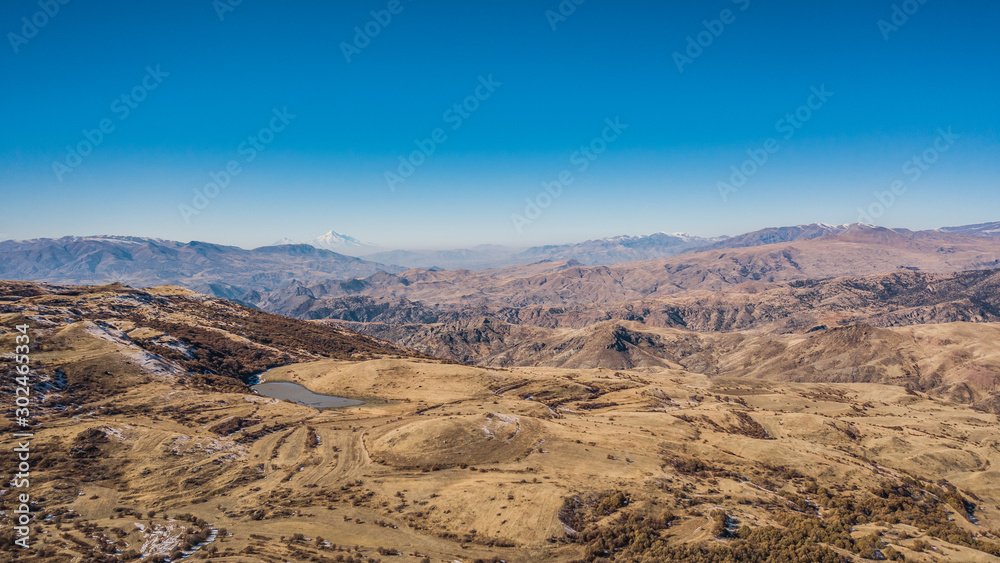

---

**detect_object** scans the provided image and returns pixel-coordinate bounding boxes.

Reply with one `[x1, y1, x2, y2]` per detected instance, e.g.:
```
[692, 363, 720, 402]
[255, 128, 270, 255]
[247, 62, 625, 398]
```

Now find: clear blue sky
[1, 0, 997, 249]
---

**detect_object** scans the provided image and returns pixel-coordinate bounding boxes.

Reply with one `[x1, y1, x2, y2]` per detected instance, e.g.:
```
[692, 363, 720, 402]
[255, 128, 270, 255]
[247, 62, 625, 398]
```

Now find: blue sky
[1, 0, 997, 249]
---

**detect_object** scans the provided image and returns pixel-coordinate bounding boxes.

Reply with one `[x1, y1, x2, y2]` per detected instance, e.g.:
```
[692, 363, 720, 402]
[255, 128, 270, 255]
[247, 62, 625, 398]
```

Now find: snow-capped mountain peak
[271, 230, 375, 254]
[657, 231, 703, 242]
[311, 229, 368, 249]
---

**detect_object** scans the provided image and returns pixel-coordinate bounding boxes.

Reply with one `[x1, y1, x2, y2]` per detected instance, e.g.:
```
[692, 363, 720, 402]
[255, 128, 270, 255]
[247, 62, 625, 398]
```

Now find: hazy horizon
[1, 217, 997, 254]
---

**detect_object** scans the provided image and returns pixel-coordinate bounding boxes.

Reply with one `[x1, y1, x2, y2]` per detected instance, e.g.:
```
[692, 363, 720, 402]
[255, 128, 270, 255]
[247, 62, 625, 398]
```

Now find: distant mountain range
[200, 221, 1000, 272]
[335, 222, 1000, 270]
[937, 221, 1000, 237]
[512, 231, 725, 266]
[0, 235, 403, 301]
[260, 223, 1000, 324]
[359, 231, 737, 269]
[2, 222, 998, 305]
[706, 223, 851, 250]
[276, 225, 859, 270]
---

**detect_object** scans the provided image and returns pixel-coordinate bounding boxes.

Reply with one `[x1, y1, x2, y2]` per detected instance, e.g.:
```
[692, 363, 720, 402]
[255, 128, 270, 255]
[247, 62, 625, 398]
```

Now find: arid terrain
[2, 280, 1000, 562]
[258, 226, 1000, 335]
[7, 0, 997, 556]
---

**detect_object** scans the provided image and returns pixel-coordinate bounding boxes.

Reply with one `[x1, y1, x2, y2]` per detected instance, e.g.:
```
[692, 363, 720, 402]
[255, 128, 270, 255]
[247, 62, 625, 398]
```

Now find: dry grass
[3, 281, 1000, 561]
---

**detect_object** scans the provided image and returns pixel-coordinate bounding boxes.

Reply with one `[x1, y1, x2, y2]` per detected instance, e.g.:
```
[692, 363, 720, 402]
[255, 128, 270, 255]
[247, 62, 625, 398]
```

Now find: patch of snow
[83, 322, 181, 379]
[100, 426, 131, 442]
[139, 523, 182, 558]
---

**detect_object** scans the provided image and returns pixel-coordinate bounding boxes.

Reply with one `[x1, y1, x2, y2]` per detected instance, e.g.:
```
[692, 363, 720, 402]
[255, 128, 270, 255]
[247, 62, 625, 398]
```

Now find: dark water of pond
[251, 381, 363, 408]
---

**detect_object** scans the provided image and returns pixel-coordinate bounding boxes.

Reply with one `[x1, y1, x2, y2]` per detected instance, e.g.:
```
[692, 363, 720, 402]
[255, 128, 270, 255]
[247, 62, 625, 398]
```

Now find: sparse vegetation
[3, 280, 1000, 562]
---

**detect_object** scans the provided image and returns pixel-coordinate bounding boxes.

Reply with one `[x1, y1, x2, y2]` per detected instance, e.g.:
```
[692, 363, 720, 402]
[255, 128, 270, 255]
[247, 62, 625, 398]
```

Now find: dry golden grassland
[2, 282, 999, 562]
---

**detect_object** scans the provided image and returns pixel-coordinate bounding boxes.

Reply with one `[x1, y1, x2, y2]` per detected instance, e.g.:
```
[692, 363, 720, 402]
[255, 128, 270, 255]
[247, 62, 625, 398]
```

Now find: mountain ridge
[0, 236, 404, 300]
[4, 221, 998, 307]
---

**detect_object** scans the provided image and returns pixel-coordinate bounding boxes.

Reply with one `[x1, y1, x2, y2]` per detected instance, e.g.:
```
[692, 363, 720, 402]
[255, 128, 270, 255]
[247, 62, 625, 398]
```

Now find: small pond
[251, 381, 363, 409]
